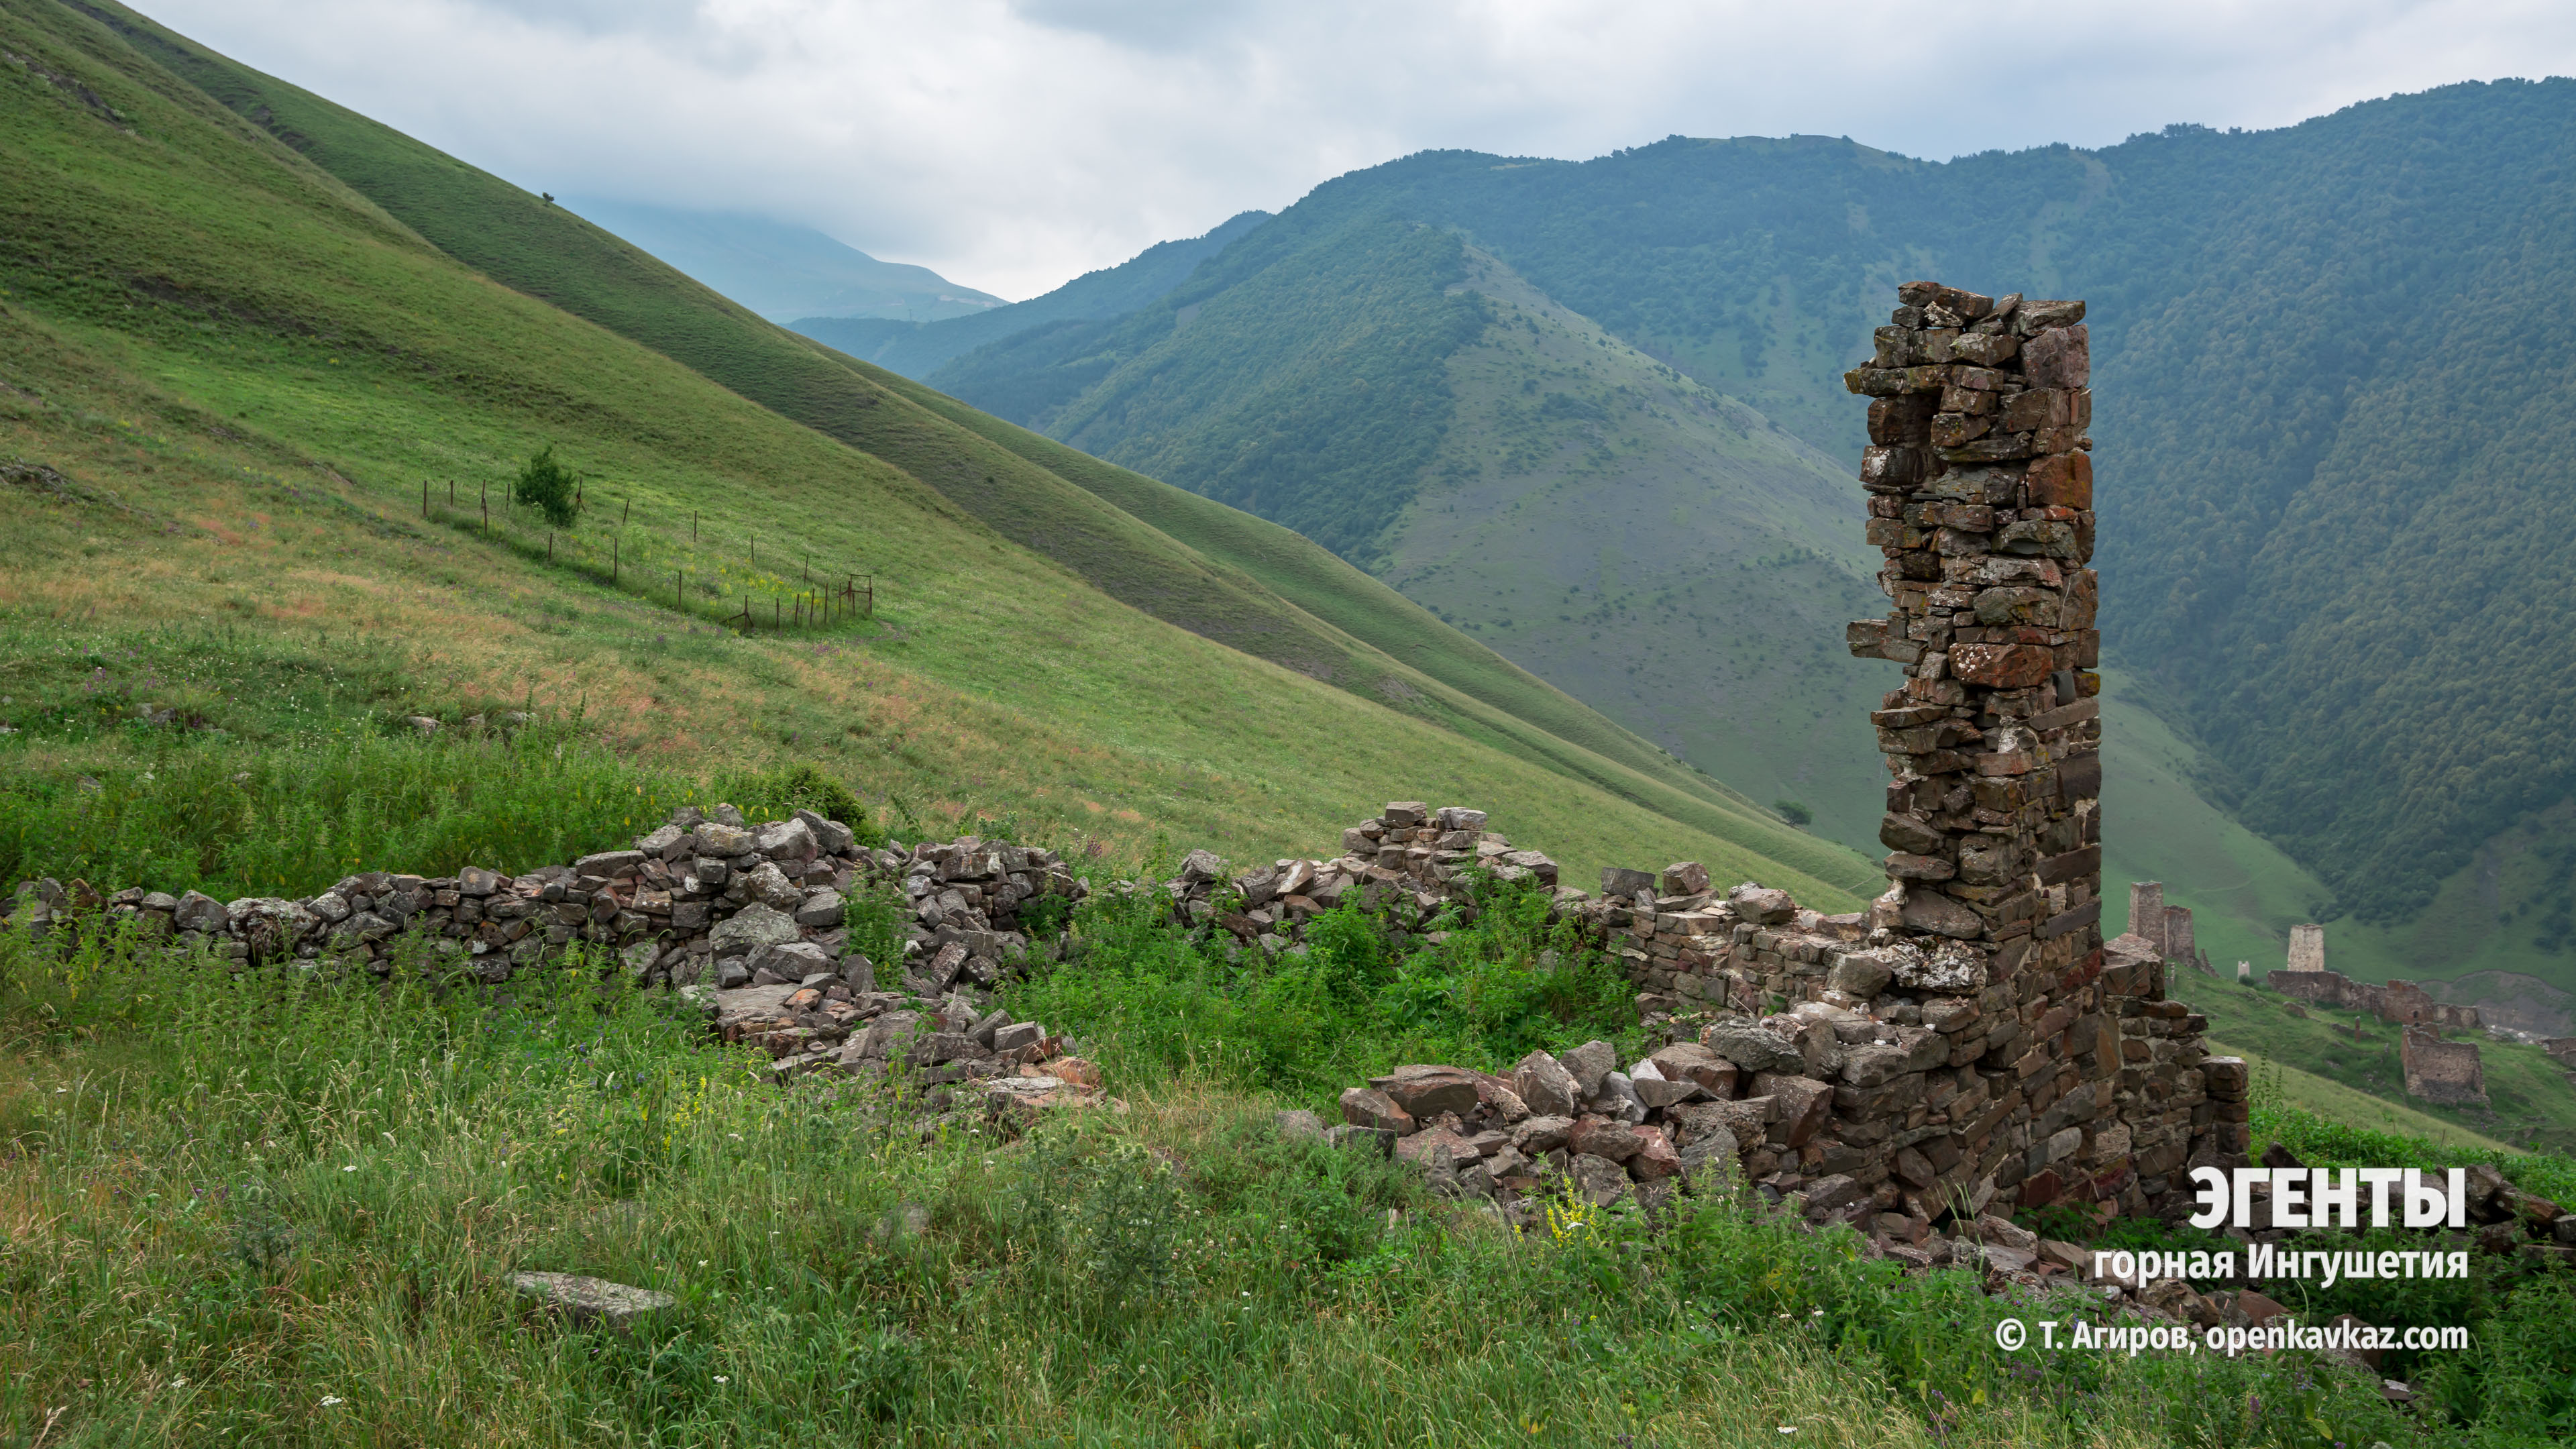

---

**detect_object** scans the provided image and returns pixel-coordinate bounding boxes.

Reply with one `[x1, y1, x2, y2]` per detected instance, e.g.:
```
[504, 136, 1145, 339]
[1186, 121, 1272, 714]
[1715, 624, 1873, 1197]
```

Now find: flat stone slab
[509, 1271, 676, 1330]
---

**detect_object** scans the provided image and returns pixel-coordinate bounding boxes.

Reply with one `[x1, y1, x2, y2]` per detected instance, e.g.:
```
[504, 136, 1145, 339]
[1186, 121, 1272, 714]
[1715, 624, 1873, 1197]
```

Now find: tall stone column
[1843, 282, 2108, 998]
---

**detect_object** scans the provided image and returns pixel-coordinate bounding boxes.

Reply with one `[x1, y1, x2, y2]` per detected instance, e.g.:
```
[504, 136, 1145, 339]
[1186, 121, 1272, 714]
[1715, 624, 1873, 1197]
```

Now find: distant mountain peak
[557, 197, 1004, 323]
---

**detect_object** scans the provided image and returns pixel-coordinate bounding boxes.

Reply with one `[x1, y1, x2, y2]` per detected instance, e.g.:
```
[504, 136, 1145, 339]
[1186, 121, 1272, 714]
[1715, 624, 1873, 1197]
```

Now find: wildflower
[321, 1396, 345, 1407]
[343, 1165, 358, 1173]
[714, 1375, 729, 1384]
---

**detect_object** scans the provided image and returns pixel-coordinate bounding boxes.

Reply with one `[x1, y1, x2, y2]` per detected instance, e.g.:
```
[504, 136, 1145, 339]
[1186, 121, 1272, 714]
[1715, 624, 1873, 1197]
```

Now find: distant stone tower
[2237, 960, 2253, 983]
[2129, 881, 2165, 954]
[2287, 922, 2326, 975]
[2164, 905, 2194, 964]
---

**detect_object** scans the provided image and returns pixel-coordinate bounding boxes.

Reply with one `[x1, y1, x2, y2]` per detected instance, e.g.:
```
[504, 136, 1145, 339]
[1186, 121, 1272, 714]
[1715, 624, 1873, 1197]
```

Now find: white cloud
[143, 0, 2576, 299]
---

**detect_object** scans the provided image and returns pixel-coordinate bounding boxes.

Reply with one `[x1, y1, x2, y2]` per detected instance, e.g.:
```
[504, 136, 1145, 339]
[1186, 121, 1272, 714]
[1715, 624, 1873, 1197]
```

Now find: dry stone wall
[1308, 282, 2243, 1245]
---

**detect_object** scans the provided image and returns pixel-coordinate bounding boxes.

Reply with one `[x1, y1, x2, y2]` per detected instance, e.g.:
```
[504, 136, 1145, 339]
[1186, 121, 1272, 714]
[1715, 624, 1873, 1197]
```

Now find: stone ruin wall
[2400, 1026, 2490, 1106]
[1519, 280, 2241, 1226]
[5, 280, 2252, 1232]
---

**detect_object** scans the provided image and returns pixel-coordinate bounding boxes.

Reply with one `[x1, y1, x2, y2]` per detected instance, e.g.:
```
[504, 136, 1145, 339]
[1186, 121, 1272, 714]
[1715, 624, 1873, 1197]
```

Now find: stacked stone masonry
[1310, 282, 2239, 1234]
[2268, 966, 2483, 1032]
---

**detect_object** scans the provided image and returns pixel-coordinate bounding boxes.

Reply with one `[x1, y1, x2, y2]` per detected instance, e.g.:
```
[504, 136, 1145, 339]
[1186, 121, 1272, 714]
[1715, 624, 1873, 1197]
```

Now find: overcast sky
[148, 0, 2576, 300]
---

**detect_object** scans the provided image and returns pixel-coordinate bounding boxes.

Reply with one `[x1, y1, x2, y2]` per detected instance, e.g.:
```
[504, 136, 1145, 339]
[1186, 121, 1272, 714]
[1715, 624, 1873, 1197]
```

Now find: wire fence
[419, 477, 876, 636]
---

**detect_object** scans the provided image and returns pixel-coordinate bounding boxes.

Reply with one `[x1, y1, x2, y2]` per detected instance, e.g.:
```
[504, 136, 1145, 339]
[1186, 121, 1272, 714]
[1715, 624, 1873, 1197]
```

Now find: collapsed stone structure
[2268, 965, 2484, 1032]
[2399, 1026, 2490, 1106]
[1306, 282, 2245, 1241]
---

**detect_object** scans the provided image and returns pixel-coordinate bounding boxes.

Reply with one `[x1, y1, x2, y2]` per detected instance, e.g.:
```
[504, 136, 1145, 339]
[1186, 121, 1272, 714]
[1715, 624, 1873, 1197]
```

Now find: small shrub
[514, 444, 580, 528]
[1773, 798, 1813, 827]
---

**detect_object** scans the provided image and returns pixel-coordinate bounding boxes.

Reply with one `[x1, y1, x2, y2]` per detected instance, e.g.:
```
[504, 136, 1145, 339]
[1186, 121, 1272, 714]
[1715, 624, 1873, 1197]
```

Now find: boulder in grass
[510, 1271, 676, 1331]
[1367, 1065, 1481, 1120]
[173, 890, 229, 934]
[1570, 1153, 1633, 1208]
[1339, 1086, 1415, 1134]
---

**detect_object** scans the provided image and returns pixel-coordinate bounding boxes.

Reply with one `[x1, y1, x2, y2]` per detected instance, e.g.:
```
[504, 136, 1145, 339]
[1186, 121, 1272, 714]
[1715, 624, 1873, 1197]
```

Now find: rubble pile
[1145, 802, 1560, 953]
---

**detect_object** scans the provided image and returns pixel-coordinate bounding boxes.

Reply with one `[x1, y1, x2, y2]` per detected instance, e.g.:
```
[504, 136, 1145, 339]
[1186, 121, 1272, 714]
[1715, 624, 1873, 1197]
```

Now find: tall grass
[0, 719, 695, 900]
[0, 901, 2476, 1446]
[1009, 871, 1646, 1108]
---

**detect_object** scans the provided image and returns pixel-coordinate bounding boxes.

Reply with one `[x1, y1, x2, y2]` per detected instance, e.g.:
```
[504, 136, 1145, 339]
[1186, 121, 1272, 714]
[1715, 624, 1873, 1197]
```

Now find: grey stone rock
[458, 865, 504, 898]
[1825, 949, 1900, 999]
[173, 890, 229, 934]
[308, 892, 352, 924]
[795, 888, 847, 928]
[741, 861, 802, 912]
[1898, 888, 1984, 941]
[1600, 867, 1657, 900]
[749, 941, 830, 981]
[694, 822, 753, 857]
[1556, 1040, 1616, 1099]
[1677, 1124, 1739, 1185]
[754, 818, 818, 862]
[708, 902, 800, 954]
[1701, 1024, 1807, 1075]
[1328, 1125, 1395, 1158]
[635, 824, 687, 857]
[1275, 1109, 1328, 1142]
[992, 1021, 1044, 1053]
[510, 1271, 675, 1330]
[1512, 1051, 1581, 1117]
[1511, 1115, 1575, 1155]
[1570, 1153, 1633, 1207]
[716, 958, 752, 989]
[574, 850, 645, 877]
[1727, 883, 1797, 924]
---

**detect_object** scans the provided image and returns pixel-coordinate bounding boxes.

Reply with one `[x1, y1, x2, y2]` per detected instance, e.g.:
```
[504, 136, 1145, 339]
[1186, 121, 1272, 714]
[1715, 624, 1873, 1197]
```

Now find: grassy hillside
[1293, 103, 2576, 938]
[0, 0, 1871, 907]
[929, 92, 2576, 1008]
[829, 359, 1870, 892]
[2177, 971, 2576, 1155]
[929, 208, 1904, 859]
[48, 0, 1878, 899]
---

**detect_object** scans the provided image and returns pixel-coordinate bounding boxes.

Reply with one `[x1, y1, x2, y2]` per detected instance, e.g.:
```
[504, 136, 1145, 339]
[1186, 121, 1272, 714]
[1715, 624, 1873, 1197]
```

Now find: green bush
[1006, 869, 1642, 1106]
[513, 443, 580, 528]
[716, 763, 879, 847]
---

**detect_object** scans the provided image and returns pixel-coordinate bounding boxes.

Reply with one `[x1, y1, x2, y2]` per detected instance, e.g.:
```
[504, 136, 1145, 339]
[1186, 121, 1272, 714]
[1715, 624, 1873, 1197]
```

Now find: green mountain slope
[1271, 103, 2576, 946]
[927, 205, 1906, 857]
[932, 91, 2576, 1004]
[820, 348, 1867, 888]
[0, 0, 1878, 905]
[792, 209, 1269, 376]
[11, 0, 1873, 900]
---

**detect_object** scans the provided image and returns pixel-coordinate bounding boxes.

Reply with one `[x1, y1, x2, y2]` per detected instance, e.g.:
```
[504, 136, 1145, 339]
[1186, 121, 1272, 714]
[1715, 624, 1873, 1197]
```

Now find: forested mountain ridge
[926, 80, 2576, 988]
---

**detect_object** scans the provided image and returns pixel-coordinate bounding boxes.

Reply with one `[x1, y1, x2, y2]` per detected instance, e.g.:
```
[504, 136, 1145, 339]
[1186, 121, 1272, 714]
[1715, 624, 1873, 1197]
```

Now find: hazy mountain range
[771, 84, 2576, 999]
